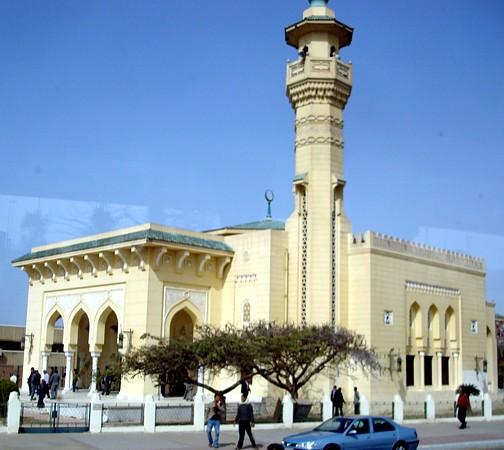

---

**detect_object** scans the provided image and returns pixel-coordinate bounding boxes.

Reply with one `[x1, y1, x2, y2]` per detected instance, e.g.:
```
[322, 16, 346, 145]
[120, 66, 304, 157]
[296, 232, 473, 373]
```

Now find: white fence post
[193, 393, 206, 431]
[393, 394, 404, 424]
[483, 393, 492, 419]
[282, 394, 294, 428]
[425, 394, 435, 421]
[360, 395, 369, 416]
[144, 395, 156, 432]
[89, 398, 103, 433]
[322, 395, 332, 421]
[7, 392, 21, 434]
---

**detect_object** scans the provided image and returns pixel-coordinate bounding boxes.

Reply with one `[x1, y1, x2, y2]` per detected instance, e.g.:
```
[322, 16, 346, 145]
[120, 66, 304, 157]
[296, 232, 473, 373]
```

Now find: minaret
[285, 0, 353, 326]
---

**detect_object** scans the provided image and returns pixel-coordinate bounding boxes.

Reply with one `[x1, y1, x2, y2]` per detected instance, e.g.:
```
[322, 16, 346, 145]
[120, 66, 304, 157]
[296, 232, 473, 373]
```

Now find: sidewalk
[1, 420, 504, 450]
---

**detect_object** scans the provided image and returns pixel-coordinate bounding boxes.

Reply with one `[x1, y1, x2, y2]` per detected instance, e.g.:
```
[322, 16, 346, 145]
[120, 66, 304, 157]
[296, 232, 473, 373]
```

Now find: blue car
[281, 416, 419, 450]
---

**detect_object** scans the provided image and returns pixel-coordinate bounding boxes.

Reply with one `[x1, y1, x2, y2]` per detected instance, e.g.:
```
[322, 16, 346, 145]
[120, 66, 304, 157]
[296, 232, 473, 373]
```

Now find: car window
[315, 417, 353, 433]
[372, 418, 395, 433]
[348, 418, 370, 434]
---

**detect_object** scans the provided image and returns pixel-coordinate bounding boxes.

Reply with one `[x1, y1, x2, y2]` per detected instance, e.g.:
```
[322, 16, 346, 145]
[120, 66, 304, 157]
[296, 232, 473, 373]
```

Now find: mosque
[12, 0, 497, 408]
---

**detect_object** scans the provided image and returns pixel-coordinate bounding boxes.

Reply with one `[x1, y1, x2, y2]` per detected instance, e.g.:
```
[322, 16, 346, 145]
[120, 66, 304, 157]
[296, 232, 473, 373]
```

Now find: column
[64, 352, 74, 392]
[418, 352, 425, 389]
[436, 352, 443, 389]
[452, 352, 460, 387]
[89, 352, 101, 393]
[41, 351, 49, 371]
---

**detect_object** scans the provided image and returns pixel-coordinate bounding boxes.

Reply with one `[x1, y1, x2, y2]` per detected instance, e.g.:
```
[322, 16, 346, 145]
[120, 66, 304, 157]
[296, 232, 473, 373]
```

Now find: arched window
[445, 307, 456, 342]
[409, 302, 422, 339]
[243, 301, 251, 326]
[428, 305, 440, 341]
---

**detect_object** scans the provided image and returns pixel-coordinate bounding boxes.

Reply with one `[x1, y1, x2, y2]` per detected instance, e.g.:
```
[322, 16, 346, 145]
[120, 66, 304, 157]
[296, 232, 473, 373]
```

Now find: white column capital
[436, 352, 443, 358]
[64, 351, 74, 358]
[90, 351, 101, 359]
[452, 352, 459, 359]
[41, 351, 50, 358]
[418, 351, 425, 357]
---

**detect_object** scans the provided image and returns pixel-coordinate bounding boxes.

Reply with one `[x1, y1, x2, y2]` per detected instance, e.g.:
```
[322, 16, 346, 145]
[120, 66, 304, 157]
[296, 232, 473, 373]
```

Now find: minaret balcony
[287, 57, 352, 87]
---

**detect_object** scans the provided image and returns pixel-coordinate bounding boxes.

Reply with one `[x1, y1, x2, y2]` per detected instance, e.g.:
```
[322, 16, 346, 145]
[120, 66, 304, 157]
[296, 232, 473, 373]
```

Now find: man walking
[234, 394, 258, 450]
[353, 387, 360, 415]
[30, 369, 41, 401]
[456, 386, 470, 429]
[207, 393, 225, 448]
[330, 385, 338, 417]
[49, 369, 60, 400]
[335, 387, 345, 416]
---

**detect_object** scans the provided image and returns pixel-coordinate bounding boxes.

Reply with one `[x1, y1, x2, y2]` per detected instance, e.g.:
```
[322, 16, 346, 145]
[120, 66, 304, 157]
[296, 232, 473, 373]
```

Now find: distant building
[11, 0, 498, 407]
[0, 325, 64, 387]
[497, 314, 504, 390]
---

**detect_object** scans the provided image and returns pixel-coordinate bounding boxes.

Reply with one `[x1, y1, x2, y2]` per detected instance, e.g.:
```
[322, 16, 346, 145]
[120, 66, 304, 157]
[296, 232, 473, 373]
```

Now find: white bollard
[425, 394, 435, 421]
[144, 395, 156, 432]
[7, 391, 21, 434]
[282, 394, 294, 428]
[193, 393, 206, 431]
[360, 395, 370, 416]
[89, 401, 103, 433]
[322, 395, 332, 421]
[393, 394, 404, 424]
[483, 393, 493, 419]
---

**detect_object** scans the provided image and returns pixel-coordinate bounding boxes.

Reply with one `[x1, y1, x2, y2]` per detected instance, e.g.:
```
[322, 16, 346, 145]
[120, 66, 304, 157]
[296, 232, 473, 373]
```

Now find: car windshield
[315, 417, 353, 433]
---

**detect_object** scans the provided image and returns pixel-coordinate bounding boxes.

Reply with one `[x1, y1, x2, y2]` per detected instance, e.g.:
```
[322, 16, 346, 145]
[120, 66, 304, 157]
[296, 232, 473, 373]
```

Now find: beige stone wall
[342, 230, 495, 404]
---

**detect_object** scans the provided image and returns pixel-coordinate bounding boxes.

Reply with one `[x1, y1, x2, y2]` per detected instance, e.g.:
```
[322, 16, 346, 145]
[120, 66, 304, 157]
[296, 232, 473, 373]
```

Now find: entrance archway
[96, 309, 119, 393]
[164, 308, 196, 397]
[74, 312, 91, 389]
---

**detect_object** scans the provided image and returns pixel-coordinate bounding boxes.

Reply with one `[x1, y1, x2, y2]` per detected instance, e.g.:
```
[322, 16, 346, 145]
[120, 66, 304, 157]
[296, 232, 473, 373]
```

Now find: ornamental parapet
[287, 57, 352, 85]
[286, 57, 352, 109]
[349, 230, 485, 273]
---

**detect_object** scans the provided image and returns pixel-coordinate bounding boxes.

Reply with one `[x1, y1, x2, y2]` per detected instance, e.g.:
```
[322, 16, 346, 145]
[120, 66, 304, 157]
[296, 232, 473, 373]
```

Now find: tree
[123, 322, 379, 400]
[124, 325, 256, 396]
[243, 322, 379, 400]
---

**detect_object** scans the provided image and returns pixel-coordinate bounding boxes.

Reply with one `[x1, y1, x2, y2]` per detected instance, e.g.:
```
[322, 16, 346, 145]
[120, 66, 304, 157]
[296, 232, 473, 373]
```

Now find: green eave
[226, 220, 285, 231]
[12, 229, 233, 264]
[285, 16, 353, 49]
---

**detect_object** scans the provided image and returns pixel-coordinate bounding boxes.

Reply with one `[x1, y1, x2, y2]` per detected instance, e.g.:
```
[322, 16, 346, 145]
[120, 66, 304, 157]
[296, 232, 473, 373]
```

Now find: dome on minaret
[309, 0, 329, 5]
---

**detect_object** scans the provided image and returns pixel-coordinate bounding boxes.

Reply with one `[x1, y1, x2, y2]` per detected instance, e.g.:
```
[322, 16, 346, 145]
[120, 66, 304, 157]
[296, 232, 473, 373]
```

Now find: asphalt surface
[1, 419, 504, 450]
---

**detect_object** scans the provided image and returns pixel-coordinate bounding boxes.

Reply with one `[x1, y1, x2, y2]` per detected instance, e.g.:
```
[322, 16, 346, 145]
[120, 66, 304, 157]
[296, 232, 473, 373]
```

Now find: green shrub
[459, 383, 480, 397]
[0, 379, 19, 405]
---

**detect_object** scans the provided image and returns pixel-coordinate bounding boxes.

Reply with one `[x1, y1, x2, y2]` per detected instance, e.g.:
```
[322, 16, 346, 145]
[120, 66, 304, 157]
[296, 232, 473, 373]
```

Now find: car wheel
[323, 445, 340, 450]
[393, 442, 408, 450]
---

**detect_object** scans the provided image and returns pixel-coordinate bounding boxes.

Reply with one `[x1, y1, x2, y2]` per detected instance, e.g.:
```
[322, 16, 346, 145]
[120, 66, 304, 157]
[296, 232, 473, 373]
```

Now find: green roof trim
[293, 172, 307, 182]
[226, 220, 285, 231]
[12, 229, 233, 264]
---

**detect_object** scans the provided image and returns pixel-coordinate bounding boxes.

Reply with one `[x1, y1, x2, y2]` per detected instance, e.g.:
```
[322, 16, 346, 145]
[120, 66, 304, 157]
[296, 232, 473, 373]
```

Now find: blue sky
[1, 0, 503, 325]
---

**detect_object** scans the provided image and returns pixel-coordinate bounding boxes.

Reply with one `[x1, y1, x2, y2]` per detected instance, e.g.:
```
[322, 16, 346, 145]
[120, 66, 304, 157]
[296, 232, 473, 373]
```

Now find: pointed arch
[164, 299, 203, 339]
[43, 307, 65, 351]
[444, 306, 456, 343]
[93, 302, 121, 347]
[409, 302, 422, 339]
[66, 304, 93, 348]
[428, 304, 440, 341]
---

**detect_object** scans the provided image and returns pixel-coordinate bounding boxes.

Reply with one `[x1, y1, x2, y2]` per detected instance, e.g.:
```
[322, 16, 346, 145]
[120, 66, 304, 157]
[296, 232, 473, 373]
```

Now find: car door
[371, 417, 398, 450]
[344, 418, 373, 449]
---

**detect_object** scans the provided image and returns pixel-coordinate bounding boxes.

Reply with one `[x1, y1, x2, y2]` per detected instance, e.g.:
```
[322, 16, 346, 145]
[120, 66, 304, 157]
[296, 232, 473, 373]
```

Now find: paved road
[1, 420, 504, 450]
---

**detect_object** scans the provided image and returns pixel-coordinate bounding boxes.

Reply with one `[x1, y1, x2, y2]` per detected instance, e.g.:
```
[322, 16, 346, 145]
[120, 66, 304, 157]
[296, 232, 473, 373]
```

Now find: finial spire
[265, 190, 274, 220]
[309, 0, 329, 6]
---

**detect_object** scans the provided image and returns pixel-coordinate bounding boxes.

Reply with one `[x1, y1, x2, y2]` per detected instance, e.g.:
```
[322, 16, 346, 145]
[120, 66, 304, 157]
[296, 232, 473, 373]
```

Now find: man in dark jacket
[335, 387, 345, 416]
[30, 370, 41, 401]
[234, 394, 258, 450]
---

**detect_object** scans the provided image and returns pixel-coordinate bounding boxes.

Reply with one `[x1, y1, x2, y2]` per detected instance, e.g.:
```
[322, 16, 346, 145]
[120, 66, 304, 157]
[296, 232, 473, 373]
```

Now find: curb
[419, 440, 504, 449]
